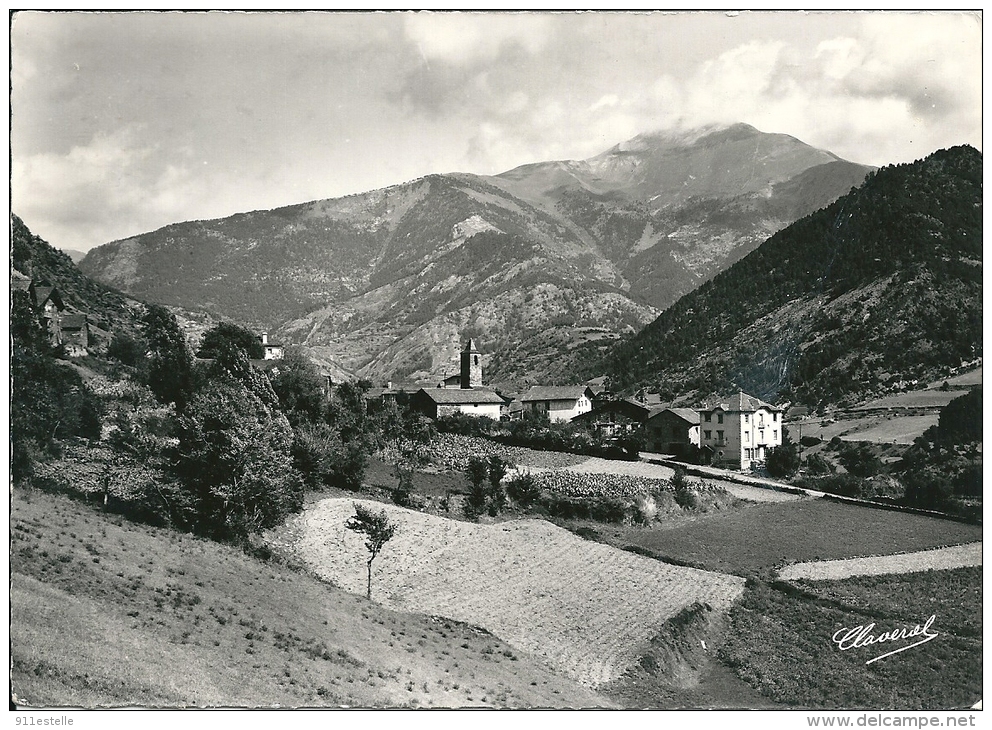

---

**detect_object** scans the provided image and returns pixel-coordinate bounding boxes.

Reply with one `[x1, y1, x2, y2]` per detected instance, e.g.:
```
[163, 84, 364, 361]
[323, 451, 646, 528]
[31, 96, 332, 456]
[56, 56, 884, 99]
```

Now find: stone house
[644, 408, 701, 457]
[60, 313, 90, 357]
[571, 397, 650, 439]
[411, 387, 504, 420]
[519, 385, 595, 423]
[259, 332, 284, 360]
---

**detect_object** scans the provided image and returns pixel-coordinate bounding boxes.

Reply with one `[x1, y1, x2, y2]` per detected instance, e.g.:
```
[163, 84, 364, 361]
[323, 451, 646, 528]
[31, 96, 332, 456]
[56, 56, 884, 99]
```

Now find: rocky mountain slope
[79, 124, 872, 387]
[599, 145, 983, 408]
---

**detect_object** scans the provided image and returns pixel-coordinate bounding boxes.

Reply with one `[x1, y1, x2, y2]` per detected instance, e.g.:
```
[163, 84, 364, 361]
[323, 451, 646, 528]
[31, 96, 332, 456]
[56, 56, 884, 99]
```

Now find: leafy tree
[766, 432, 801, 477]
[487, 455, 508, 517]
[803, 452, 835, 476]
[142, 304, 194, 410]
[376, 400, 436, 500]
[345, 503, 398, 599]
[464, 456, 489, 520]
[269, 348, 329, 425]
[197, 321, 264, 360]
[291, 421, 367, 491]
[936, 389, 982, 446]
[107, 330, 148, 369]
[173, 377, 303, 541]
[671, 466, 698, 509]
[837, 443, 884, 478]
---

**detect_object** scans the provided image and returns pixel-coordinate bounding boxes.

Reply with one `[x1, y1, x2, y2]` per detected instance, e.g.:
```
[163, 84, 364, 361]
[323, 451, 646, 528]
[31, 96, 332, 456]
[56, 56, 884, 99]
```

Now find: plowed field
[283, 499, 746, 687]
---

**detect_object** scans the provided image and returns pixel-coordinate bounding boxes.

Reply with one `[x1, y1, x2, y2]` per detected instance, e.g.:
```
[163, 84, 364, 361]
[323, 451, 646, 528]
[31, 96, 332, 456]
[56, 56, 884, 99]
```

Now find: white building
[698, 392, 783, 471]
[519, 385, 595, 423]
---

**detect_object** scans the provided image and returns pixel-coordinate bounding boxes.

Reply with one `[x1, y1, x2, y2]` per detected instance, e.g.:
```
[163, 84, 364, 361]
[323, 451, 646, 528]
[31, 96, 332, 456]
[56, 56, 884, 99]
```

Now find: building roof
[10, 271, 32, 292]
[660, 408, 701, 425]
[520, 385, 593, 402]
[416, 388, 505, 405]
[32, 284, 64, 310]
[703, 391, 781, 413]
[463, 338, 479, 353]
[61, 313, 88, 330]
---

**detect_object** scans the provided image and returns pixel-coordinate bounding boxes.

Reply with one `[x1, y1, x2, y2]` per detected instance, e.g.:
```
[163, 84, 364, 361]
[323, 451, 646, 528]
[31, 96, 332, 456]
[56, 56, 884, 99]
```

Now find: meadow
[612, 498, 983, 578]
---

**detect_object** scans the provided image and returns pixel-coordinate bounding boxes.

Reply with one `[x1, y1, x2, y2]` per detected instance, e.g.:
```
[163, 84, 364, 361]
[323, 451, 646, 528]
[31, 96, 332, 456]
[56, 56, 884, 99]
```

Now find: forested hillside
[602, 145, 982, 407]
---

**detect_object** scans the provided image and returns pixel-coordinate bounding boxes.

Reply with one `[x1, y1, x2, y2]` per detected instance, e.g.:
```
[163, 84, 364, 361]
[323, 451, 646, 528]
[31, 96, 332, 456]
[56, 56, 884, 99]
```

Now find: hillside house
[11, 273, 67, 348]
[520, 385, 595, 423]
[699, 392, 783, 471]
[60, 313, 90, 357]
[411, 387, 504, 420]
[571, 398, 650, 439]
[258, 332, 284, 360]
[644, 408, 701, 457]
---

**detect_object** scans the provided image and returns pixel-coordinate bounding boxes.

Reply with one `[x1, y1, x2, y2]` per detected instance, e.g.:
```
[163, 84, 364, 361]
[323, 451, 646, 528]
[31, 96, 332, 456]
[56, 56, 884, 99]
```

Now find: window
[704, 413, 711, 422]
[744, 431, 750, 443]
[717, 413, 724, 424]
[744, 414, 749, 423]
[704, 430, 712, 440]
[773, 412, 779, 422]
[717, 430, 724, 442]
[773, 430, 779, 440]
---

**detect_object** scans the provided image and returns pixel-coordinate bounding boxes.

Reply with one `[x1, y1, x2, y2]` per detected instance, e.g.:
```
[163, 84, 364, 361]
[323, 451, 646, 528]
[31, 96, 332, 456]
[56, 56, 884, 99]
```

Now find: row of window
[703, 410, 779, 424]
[703, 429, 779, 442]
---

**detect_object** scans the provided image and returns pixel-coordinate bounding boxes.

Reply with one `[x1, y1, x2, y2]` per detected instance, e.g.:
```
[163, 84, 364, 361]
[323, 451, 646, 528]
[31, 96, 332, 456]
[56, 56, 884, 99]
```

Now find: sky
[10, 10, 983, 253]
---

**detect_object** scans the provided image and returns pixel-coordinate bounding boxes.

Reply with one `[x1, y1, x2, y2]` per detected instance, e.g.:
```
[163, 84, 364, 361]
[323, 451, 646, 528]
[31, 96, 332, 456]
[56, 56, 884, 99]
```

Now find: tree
[487, 455, 508, 517]
[269, 348, 329, 425]
[464, 456, 489, 520]
[345, 503, 397, 600]
[174, 377, 303, 541]
[766, 432, 801, 477]
[197, 321, 264, 360]
[142, 304, 194, 410]
[375, 400, 436, 501]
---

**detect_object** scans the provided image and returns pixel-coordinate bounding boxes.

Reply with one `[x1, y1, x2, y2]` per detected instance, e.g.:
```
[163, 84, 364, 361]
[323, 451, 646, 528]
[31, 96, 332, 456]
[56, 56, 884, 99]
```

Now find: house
[258, 332, 284, 360]
[411, 387, 504, 420]
[519, 385, 595, 423]
[644, 408, 701, 457]
[698, 391, 783, 471]
[60, 313, 90, 357]
[11, 273, 67, 348]
[571, 397, 650, 439]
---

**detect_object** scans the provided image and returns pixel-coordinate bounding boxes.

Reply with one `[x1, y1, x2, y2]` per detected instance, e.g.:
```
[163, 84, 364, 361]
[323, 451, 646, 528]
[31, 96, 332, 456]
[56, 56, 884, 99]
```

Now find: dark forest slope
[601, 145, 982, 407]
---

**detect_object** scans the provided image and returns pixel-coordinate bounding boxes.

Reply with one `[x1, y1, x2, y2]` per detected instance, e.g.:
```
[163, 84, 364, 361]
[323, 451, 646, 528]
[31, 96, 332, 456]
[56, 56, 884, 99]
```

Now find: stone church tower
[460, 338, 483, 389]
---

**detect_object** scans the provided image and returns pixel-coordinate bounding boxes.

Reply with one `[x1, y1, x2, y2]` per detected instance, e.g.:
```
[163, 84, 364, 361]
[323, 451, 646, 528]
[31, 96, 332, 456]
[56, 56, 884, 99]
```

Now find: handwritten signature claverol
[832, 614, 938, 665]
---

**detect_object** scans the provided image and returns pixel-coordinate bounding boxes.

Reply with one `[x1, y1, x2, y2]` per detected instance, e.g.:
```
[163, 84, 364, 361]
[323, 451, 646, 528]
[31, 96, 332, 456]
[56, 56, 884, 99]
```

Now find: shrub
[803, 452, 835, 475]
[505, 472, 541, 507]
[463, 456, 489, 520]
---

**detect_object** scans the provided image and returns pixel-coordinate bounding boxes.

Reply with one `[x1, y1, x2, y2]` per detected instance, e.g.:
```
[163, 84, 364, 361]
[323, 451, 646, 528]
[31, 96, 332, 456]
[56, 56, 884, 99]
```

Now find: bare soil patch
[282, 498, 746, 687]
[777, 542, 982, 581]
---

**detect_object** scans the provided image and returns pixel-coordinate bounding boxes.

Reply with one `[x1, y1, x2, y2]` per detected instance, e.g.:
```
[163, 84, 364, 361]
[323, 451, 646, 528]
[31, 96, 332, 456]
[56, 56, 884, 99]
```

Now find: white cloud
[403, 12, 551, 66]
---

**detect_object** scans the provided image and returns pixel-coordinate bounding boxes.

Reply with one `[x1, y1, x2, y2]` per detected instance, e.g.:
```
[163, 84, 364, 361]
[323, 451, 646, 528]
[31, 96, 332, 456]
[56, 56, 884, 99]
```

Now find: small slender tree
[487, 455, 508, 517]
[345, 503, 398, 600]
[464, 456, 489, 520]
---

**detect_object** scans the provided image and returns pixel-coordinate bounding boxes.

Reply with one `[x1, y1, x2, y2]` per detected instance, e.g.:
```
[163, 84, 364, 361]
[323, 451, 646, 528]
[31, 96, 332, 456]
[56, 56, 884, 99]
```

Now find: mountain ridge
[77, 123, 874, 388]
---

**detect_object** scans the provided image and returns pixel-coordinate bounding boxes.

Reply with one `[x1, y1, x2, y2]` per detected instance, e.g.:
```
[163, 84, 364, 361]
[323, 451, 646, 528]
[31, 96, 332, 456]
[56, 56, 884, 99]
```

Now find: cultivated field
[617, 498, 984, 577]
[857, 390, 971, 410]
[837, 414, 939, 444]
[777, 542, 983, 581]
[283, 498, 747, 687]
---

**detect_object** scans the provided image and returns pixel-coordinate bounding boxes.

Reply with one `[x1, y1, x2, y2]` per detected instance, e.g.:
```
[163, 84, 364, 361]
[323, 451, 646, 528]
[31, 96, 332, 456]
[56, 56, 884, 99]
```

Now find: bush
[505, 472, 541, 507]
[767, 434, 801, 477]
[436, 412, 495, 437]
[463, 456, 489, 520]
[837, 443, 884, 477]
[803, 452, 835, 475]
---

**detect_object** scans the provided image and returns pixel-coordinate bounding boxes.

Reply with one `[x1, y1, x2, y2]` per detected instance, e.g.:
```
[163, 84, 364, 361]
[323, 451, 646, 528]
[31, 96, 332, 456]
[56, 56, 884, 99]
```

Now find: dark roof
[10, 272, 32, 292]
[61, 313, 88, 330]
[32, 284, 64, 310]
[703, 391, 781, 413]
[649, 407, 701, 425]
[416, 388, 504, 405]
[572, 398, 650, 423]
[520, 385, 593, 402]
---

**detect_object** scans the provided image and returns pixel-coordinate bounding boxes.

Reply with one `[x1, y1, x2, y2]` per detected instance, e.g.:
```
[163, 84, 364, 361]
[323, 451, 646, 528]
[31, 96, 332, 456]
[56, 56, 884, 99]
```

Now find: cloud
[403, 12, 551, 66]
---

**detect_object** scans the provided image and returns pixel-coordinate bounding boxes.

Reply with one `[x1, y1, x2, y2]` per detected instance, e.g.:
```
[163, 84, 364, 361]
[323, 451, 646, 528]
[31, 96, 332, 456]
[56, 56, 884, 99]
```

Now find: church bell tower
[460, 338, 482, 389]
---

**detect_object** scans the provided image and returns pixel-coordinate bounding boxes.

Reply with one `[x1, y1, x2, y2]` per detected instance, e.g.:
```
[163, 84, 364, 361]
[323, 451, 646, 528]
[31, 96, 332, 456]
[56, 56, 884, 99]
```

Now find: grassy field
[837, 414, 940, 444]
[720, 569, 982, 709]
[275, 497, 746, 687]
[10, 487, 610, 708]
[614, 499, 983, 578]
[857, 390, 970, 409]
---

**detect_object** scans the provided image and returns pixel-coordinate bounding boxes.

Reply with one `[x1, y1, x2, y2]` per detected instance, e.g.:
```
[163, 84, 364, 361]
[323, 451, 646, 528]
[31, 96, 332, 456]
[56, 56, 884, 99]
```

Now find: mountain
[59, 248, 88, 264]
[599, 145, 983, 408]
[79, 123, 873, 387]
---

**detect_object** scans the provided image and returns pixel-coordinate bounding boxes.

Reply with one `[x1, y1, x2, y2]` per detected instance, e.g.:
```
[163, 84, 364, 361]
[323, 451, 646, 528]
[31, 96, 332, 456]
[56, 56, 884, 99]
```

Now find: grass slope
[721, 569, 982, 709]
[10, 487, 610, 708]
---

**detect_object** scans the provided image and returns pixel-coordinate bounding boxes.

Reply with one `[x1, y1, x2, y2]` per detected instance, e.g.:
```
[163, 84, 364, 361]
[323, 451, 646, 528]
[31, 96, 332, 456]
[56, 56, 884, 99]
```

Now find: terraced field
[777, 542, 983, 581]
[280, 498, 746, 687]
